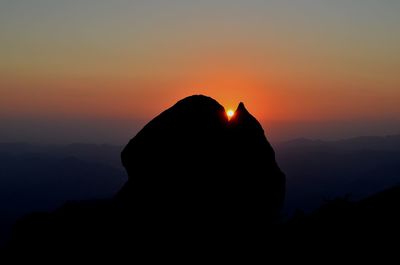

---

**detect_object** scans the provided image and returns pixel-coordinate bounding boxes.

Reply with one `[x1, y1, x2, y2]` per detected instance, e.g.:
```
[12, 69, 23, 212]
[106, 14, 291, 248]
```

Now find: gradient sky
[1, 0, 399, 143]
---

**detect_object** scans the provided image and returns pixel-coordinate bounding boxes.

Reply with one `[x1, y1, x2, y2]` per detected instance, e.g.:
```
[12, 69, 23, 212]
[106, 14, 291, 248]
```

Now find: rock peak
[235, 102, 248, 114]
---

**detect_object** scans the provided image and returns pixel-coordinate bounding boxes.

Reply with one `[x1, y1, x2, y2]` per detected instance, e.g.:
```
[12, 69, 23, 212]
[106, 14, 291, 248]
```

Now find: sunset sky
[1, 0, 399, 143]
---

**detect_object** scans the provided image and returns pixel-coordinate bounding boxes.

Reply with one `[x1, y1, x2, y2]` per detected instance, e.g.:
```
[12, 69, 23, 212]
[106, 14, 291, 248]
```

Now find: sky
[1, 0, 399, 144]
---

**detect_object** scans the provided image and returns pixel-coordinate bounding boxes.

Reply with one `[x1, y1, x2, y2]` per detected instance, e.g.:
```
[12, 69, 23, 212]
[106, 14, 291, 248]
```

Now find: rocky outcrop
[118, 95, 285, 221]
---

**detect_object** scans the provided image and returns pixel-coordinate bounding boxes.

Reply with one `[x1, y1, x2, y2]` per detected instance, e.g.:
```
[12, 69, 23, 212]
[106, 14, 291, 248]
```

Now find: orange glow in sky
[0, 1, 399, 125]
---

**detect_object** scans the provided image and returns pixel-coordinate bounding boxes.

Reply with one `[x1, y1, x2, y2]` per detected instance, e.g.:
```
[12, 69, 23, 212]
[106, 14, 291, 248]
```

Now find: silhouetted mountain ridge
[0, 147, 126, 247]
[3, 95, 400, 256]
[279, 134, 400, 152]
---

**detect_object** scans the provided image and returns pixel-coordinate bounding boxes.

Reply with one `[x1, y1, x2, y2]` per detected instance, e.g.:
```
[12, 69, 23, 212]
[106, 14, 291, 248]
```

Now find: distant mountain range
[0, 143, 126, 246]
[275, 135, 400, 215]
[0, 142, 123, 168]
[278, 134, 400, 152]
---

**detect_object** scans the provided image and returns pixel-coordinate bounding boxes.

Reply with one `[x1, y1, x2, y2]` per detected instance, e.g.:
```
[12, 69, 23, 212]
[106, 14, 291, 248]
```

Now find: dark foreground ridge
[5, 95, 286, 255]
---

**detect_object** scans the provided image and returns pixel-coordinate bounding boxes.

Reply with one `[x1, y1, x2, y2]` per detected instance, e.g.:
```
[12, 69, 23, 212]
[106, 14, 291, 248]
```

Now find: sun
[226, 109, 235, 119]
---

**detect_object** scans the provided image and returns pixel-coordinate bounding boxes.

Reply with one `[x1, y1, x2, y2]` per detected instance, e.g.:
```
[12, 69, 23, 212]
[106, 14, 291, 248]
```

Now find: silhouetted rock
[118, 95, 285, 223]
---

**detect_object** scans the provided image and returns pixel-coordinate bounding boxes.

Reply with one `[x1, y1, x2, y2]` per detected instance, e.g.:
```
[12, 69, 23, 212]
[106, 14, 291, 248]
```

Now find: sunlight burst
[227, 109, 235, 119]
